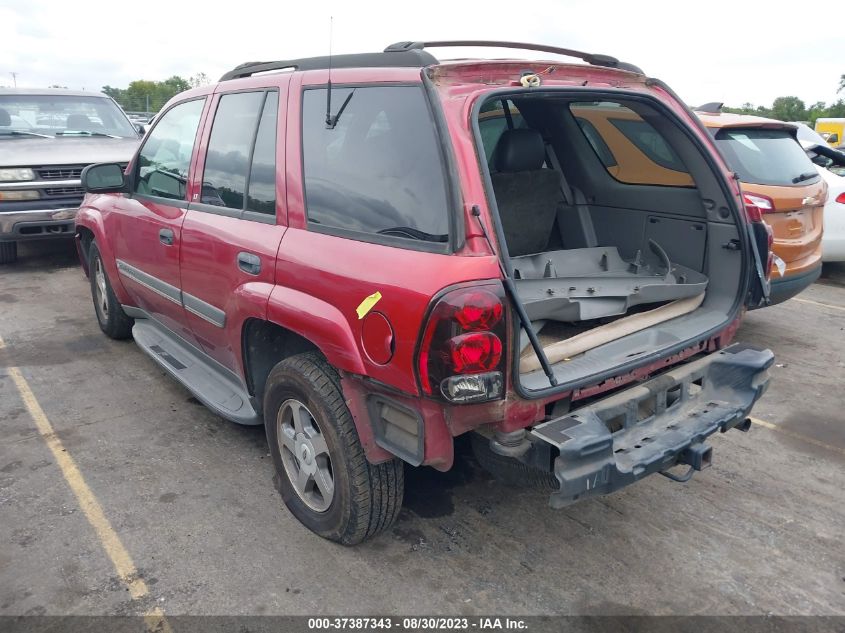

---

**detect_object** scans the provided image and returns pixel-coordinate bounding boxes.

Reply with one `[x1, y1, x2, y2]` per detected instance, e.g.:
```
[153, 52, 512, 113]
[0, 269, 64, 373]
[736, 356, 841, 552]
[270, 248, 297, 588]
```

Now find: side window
[200, 91, 265, 210]
[569, 103, 693, 187]
[609, 118, 686, 172]
[135, 99, 205, 200]
[301, 86, 450, 244]
[246, 91, 278, 215]
[574, 117, 617, 168]
[478, 100, 526, 163]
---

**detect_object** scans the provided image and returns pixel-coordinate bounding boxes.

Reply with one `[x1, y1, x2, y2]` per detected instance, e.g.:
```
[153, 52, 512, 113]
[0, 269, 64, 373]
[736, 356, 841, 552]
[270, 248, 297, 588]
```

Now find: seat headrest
[66, 114, 91, 129]
[492, 129, 545, 173]
[0, 108, 11, 127]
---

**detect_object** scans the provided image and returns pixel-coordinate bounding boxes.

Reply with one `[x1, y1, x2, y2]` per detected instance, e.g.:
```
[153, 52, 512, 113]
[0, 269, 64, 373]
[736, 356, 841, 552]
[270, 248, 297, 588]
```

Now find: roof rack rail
[219, 49, 438, 81]
[695, 102, 724, 113]
[384, 40, 644, 74]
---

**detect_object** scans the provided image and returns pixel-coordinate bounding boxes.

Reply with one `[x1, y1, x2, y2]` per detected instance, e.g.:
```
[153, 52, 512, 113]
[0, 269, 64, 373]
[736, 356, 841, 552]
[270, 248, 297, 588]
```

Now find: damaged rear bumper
[531, 344, 774, 508]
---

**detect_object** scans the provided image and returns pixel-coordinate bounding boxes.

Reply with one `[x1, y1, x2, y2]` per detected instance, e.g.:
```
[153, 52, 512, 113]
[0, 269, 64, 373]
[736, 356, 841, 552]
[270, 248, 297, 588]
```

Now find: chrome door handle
[159, 228, 174, 246]
[237, 252, 261, 275]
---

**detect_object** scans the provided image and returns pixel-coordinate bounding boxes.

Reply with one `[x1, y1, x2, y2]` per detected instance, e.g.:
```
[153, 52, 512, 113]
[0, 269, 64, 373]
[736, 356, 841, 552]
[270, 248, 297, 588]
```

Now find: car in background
[696, 108, 826, 304]
[125, 111, 155, 125]
[0, 88, 142, 264]
[809, 147, 845, 262]
[792, 124, 845, 262]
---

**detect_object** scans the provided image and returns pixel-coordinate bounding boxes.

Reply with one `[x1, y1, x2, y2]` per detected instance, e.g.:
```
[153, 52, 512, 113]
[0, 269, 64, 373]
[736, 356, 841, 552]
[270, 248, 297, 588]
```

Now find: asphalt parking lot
[1, 241, 843, 617]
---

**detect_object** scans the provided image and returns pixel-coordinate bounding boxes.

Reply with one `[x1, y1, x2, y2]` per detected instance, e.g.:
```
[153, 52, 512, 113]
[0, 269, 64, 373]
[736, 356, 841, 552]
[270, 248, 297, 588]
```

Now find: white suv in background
[794, 123, 845, 262]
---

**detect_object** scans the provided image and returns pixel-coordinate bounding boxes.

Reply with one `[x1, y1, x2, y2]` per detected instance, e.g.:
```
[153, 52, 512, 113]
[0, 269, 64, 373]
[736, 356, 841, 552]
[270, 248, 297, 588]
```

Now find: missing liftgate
[478, 94, 742, 388]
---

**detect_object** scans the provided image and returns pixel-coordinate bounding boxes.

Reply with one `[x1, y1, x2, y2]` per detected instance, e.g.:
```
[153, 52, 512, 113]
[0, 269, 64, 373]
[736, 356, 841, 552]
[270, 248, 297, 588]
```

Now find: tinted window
[569, 103, 693, 187]
[246, 91, 278, 215]
[135, 99, 204, 200]
[302, 86, 449, 243]
[714, 128, 820, 187]
[478, 101, 526, 162]
[201, 92, 265, 209]
[574, 117, 617, 168]
[610, 118, 687, 172]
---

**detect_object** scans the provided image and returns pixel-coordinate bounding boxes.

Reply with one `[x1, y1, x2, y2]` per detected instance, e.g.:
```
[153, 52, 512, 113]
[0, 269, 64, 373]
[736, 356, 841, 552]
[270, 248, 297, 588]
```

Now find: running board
[131, 319, 261, 426]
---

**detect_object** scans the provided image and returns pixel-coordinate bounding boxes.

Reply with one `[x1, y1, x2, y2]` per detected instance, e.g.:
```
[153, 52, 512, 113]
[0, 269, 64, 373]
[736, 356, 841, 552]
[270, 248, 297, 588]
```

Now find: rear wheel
[88, 241, 133, 339]
[264, 352, 404, 544]
[0, 241, 17, 264]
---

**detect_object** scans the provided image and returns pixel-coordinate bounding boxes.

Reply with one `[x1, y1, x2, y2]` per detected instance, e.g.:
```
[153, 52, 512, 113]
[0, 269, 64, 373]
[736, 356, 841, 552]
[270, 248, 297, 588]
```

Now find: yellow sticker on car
[356, 291, 382, 319]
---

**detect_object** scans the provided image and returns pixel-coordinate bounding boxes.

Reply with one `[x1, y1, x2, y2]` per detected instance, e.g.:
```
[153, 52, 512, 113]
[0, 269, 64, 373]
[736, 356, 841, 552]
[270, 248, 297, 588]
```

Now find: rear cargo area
[476, 94, 746, 391]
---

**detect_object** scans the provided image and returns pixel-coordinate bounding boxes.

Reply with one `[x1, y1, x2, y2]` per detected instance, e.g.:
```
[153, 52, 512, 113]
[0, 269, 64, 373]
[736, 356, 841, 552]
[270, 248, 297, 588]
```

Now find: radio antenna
[325, 16, 333, 128]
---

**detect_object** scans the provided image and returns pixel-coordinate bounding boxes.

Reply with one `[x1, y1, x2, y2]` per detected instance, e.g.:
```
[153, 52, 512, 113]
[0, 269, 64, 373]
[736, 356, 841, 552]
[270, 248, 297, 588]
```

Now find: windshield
[0, 94, 137, 138]
[714, 128, 819, 187]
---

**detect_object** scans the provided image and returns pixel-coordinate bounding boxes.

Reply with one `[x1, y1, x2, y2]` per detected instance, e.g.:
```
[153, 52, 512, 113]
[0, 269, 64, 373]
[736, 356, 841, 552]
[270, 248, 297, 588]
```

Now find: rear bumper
[0, 208, 79, 242]
[768, 263, 822, 305]
[531, 344, 774, 508]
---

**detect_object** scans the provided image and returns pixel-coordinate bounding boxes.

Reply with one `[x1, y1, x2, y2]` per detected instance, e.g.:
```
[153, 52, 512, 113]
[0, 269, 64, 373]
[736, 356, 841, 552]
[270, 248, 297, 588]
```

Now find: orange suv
[696, 109, 826, 304]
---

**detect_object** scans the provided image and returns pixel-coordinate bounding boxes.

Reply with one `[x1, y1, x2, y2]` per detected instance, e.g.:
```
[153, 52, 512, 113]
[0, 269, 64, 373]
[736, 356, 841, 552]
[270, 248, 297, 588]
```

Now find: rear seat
[490, 129, 561, 257]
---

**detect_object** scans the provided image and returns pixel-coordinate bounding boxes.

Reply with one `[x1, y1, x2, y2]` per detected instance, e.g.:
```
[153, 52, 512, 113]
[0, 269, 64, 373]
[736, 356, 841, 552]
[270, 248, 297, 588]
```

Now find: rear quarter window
[569, 103, 693, 187]
[301, 85, 450, 245]
[714, 128, 821, 187]
[609, 118, 686, 172]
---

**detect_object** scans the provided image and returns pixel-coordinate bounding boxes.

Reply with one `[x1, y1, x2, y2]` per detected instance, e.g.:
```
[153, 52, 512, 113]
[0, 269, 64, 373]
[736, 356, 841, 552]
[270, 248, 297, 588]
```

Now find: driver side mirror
[81, 163, 127, 193]
[828, 133, 839, 144]
[135, 123, 146, 135]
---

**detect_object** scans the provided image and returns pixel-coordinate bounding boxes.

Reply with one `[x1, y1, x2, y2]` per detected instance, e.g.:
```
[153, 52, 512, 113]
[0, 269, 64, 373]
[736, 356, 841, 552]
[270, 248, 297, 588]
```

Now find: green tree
[770, 96, 806, 122]
[839, 74, 844, 93]
[807, 101, 828, 126]
[828, 100, 845, 118]
[189, 72, 210, 88]
[101, 76, 192, 113]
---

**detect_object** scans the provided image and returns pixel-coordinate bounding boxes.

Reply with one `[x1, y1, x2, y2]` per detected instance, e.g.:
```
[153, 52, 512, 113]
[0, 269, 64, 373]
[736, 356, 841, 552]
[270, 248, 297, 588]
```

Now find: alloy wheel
[276, 398, 335, 512]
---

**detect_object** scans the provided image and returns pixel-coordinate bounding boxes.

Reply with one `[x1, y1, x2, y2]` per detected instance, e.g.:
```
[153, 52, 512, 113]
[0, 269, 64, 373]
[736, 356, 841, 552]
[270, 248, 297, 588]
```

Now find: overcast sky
[2, 0, 842, 108]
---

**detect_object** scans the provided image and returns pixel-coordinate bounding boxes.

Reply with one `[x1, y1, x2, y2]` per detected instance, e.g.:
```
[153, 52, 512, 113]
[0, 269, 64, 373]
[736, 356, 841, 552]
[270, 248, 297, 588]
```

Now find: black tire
[264, 351, 404, 545]
[88, 241, 134, 340]
[471, 432, 559, 491]
[0, 241, 17, 265]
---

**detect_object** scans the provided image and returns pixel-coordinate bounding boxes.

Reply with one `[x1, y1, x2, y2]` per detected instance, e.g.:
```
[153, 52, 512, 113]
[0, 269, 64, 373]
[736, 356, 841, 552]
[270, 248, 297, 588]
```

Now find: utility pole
[10, 72, 17, 87]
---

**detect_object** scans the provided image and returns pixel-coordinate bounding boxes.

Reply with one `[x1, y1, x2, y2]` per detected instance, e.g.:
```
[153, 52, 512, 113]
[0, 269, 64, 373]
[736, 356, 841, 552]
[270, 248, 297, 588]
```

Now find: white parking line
[792, 297, 845, 312]
[749, 417, 845, 457]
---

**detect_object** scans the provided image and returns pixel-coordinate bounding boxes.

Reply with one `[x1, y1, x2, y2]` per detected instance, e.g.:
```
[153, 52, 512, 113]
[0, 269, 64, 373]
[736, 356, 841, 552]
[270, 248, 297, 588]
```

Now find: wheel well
[242, 319, 320, 402]
[77, 226, 95, 273]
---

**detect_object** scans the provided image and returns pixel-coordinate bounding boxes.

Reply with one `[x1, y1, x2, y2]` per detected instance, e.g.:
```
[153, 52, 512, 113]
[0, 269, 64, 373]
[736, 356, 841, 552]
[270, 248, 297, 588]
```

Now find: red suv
[76, 41, 774, 544]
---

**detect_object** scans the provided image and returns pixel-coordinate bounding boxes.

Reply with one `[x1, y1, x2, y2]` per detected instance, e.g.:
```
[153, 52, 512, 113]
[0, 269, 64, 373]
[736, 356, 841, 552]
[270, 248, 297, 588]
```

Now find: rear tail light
[742, 193, 775, 282]
[836, 192, 845, 205]
[417, 285, 508, 404]
[742, 193, 775, 221]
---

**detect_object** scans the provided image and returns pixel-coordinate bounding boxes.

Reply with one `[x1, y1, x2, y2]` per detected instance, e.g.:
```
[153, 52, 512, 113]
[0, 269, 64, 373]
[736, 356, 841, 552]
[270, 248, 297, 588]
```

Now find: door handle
[237, 251, 261, 275]
[159, 228, 174, 246]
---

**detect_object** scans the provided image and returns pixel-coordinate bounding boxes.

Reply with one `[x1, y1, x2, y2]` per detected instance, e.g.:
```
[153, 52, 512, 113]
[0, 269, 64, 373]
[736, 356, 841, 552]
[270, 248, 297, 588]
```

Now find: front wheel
[88, 241, 133, 340]
[264, 352, 404, 545]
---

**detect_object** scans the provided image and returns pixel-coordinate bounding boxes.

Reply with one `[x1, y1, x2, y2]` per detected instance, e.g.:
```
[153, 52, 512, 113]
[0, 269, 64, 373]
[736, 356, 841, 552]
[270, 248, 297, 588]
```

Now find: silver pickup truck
[0, 88, 142, 264]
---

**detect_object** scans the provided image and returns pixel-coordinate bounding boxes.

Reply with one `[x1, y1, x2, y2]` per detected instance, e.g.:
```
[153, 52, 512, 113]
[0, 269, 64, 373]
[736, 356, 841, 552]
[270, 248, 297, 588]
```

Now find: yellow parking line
[1, 335, 172, 632]
[144, 606, 173, 633]
[792, 297, 845, 312]
[749, 416, 845, 457]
